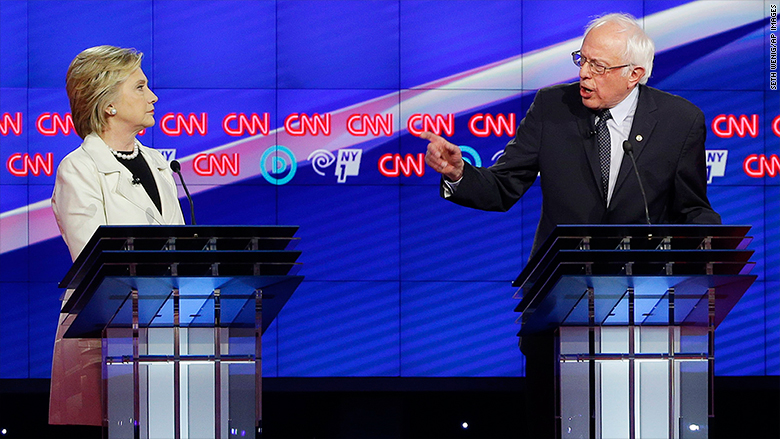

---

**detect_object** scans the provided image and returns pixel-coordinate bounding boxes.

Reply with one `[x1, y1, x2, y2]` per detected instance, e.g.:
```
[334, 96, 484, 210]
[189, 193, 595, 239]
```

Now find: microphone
[622, 140, 650, 225]
[171, 160, 197, 225]
[584, 117, 597, 138]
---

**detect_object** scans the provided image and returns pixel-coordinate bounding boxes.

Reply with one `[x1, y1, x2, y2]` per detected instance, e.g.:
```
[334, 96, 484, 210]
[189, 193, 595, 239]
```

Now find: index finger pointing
[419, 130, 439, 142]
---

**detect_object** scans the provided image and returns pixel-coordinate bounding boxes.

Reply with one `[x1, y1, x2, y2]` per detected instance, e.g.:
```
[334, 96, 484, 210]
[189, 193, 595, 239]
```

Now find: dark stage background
[0, 0, 778, 437]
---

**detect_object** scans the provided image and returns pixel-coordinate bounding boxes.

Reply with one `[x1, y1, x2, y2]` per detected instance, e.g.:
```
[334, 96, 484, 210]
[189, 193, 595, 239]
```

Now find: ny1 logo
[308, 148, 363, 183]
[706, 150, 728, 183]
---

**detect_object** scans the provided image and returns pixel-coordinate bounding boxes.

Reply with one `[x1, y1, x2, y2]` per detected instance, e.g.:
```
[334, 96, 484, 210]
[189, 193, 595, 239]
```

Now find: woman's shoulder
[58, 140, 97, 172]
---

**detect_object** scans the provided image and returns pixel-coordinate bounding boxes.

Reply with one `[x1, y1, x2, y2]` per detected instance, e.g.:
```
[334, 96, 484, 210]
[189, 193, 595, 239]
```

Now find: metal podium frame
[513, 225, 755, 439]
[59, 225, 303, 439]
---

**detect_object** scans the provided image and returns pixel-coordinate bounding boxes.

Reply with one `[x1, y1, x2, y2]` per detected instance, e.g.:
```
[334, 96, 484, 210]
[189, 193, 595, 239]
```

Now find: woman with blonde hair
[49, 45, 184, 425]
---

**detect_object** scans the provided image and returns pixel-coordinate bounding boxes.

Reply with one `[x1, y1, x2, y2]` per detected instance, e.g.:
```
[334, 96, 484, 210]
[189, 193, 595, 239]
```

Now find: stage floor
[0, 376, 777, 438]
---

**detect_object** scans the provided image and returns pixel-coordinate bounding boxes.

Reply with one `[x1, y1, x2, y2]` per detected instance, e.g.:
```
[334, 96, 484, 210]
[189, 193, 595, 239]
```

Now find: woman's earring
[108, 107, 117, 115]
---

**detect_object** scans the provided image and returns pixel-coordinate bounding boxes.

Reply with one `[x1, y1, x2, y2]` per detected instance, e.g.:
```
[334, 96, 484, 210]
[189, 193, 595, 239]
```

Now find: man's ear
[628, 66, 646, 87]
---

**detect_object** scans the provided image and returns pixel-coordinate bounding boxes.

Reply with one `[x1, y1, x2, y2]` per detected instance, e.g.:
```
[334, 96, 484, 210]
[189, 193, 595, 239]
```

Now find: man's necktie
[596, 109, 612, 203]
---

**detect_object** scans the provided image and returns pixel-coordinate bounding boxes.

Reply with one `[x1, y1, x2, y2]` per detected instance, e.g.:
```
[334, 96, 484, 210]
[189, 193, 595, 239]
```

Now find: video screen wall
[0, 0, 777, 379]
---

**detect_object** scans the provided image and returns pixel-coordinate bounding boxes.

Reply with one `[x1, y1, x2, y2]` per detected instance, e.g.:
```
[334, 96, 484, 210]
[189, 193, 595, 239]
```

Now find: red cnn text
[1, 112, 22, 136]
[223, 113, 270, 136]
[161, 113, 208, 136]
[468, 113, 516, 137]
[284, 113, 331, 136]
[743, 154, 780, 178]
[407, 114, 454, 137]
[712, 114, 759, 138]
[378, 153, 425, 177]
[6, 153, 53, 176]
[347, 114, 393, 136]
[193, 153, 240, 176]
[36, 113, 75, 136]
[773, 115, 780, 137]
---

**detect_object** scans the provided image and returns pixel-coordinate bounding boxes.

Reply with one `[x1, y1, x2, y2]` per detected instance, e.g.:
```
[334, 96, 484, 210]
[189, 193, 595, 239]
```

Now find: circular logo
[260, 145, 297, 185]
[458, 145, 482, 167]
[307, 149, 336, 176]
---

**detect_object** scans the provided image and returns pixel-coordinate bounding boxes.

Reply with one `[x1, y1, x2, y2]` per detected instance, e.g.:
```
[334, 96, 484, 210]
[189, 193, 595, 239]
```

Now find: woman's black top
[114, 151, 162, 215]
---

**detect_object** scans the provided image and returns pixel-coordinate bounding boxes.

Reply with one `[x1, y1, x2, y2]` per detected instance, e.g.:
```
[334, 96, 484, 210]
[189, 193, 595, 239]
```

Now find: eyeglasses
[572, 51, 631, 75]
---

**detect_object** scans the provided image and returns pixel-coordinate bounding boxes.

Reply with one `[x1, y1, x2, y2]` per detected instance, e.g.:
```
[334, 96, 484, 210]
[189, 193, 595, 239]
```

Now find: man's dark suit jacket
[446, 82, 721, 256]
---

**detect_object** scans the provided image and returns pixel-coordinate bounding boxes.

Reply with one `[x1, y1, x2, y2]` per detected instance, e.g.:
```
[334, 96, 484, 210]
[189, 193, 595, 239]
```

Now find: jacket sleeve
[144, 147, 185, 225]
[51, 154, 108, 261]
[672, 109, 722, 225]
[444, 90, 543, 212]
[163, 169, 186, 225]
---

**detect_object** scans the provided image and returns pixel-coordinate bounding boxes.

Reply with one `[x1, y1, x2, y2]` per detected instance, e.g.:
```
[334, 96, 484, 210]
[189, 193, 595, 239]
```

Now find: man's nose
[579, 62, 591, 79]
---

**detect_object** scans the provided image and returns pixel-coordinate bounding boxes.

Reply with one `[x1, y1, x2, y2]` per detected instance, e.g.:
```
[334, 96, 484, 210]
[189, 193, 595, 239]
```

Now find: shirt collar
[607, 85, 640, 125]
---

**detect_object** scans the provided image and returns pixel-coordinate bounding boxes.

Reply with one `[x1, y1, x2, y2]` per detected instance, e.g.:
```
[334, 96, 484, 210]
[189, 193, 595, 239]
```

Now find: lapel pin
[635, 134, 643, 142]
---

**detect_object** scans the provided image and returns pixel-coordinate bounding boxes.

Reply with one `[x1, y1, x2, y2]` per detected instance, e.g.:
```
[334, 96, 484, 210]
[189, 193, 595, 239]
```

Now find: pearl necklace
[109, 143, 139, 160]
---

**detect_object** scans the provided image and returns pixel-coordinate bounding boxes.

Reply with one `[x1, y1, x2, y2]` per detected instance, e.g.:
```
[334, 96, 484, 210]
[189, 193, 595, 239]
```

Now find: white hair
[585, 13, 655, 84]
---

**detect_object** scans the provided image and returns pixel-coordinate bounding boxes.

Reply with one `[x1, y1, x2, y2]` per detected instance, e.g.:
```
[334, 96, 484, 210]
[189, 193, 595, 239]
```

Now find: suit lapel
[143, 146, 177, 223]
[82, 134, 165, 224]
[614, 85, 658, 197]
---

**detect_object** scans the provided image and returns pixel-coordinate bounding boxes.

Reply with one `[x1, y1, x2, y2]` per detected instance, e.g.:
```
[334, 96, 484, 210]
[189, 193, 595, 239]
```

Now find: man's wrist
[444, 165, 464, 182]
[444, 174, 463, 185]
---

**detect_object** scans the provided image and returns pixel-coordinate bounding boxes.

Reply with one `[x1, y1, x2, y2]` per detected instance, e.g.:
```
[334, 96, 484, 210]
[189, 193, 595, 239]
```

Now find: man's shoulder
[531, 82, 583, 110]
[640, 85, 702, 115]
[536, 82, 580, 97]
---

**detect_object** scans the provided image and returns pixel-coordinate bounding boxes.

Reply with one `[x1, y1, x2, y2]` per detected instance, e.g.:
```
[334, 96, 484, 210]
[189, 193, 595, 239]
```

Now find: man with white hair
[422, 13, 721, 437]
[423, 13, 720, 256]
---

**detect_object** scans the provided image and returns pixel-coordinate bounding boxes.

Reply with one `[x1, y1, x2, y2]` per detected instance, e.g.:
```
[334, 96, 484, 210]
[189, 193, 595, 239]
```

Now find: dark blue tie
[596, 109, 612, 203]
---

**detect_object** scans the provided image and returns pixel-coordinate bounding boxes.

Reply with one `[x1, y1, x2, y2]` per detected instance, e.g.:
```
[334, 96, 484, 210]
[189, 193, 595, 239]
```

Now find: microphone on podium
[622, 140, 650, 225]
[171, 160, 197, 225]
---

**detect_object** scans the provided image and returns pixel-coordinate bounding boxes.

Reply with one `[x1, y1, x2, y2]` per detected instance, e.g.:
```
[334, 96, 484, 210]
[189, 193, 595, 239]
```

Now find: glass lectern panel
[558, 326, 708, 439]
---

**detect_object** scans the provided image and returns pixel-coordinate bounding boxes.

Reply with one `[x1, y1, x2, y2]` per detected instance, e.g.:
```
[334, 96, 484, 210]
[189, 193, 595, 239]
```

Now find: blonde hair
[66, 45, 143, 138]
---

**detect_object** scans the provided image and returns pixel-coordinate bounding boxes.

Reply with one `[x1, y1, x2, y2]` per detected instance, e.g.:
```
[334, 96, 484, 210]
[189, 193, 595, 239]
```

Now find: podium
[59, 225, 303, 439]
[513, 225, 755, 439]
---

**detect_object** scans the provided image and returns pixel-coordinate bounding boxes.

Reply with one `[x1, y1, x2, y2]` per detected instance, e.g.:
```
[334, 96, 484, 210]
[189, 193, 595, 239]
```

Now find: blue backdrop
[0, 0, 777, 379]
